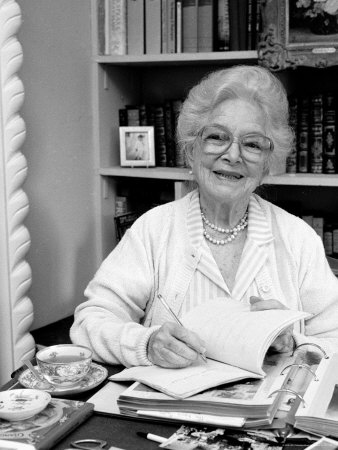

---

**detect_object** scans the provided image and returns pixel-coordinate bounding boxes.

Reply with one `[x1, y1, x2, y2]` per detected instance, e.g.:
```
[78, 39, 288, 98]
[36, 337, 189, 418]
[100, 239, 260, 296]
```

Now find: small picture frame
[119, 126, 155, 167]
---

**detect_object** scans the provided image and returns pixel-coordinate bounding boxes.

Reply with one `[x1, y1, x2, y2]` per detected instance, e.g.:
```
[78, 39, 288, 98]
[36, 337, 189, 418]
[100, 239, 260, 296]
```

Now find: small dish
[18, 363, 108, 396]
[0, 389, 51, 421]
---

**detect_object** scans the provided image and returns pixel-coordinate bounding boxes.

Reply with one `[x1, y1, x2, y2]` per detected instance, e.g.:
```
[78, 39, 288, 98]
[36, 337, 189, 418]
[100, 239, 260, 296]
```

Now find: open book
[111, 300, 310, 398]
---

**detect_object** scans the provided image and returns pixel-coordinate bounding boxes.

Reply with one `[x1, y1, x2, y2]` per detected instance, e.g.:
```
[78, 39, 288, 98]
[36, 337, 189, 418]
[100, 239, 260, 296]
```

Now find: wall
[17, 0, 97, 329]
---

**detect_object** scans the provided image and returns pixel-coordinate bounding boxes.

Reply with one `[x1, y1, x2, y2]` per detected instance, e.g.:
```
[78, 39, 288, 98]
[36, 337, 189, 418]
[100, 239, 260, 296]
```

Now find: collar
[187, 190, 274, 247]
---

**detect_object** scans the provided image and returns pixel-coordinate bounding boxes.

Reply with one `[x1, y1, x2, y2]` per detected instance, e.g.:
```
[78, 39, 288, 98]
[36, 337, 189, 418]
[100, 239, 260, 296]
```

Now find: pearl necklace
[201, 210, 248, 245]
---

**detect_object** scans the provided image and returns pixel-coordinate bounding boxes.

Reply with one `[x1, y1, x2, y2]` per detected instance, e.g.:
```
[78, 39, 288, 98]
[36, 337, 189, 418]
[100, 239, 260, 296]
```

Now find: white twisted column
[0, 0, 35, 383]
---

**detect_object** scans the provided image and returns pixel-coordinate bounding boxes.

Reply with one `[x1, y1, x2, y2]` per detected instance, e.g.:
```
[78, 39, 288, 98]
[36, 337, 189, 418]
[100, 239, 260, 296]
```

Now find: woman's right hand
[147, 322, 206, 368]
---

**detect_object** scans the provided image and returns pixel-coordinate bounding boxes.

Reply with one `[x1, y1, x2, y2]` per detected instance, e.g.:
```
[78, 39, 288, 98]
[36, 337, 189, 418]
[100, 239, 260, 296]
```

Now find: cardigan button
[262, 285, 270, 293]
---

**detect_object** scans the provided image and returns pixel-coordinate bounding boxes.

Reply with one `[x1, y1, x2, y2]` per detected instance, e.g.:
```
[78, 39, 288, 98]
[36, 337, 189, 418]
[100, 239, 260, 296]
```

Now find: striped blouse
[181, 190, 274, 316]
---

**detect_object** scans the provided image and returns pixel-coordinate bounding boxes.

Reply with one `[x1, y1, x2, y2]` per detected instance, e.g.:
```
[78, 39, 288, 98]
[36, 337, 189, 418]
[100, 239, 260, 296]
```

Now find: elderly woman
[70, 65, 338, 368]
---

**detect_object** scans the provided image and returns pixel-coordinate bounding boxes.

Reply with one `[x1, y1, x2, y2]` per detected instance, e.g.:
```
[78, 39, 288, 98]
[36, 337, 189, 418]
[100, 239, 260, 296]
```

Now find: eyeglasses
[197, 125, 274, 161]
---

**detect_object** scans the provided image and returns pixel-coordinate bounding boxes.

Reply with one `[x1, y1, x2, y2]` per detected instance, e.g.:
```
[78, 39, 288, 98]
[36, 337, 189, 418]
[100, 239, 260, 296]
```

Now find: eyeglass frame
[195, 124, 274, 161]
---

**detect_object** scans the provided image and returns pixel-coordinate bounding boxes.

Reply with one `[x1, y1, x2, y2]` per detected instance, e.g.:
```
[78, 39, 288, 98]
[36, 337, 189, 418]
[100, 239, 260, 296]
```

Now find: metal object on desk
[70, 439, 107, 449]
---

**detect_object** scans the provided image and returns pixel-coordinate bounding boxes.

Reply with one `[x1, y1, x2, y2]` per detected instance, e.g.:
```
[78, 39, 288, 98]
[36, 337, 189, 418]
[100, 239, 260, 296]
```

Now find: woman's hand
[250, 296, 295, 353]
[147, 322, 206, 368]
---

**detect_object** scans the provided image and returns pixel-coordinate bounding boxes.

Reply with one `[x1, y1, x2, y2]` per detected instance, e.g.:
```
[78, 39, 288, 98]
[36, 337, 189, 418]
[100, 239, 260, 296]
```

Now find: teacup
[36, 344, 92, 387]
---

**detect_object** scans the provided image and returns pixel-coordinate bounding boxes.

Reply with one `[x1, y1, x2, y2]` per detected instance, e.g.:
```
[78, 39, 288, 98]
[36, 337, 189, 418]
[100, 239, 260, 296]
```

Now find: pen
[137, 431, 168, 444]
[157, 294, 208, 363]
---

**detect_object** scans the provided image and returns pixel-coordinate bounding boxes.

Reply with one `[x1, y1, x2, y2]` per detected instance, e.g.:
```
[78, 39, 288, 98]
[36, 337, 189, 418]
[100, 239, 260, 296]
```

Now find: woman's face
[189, 98, 270, 207]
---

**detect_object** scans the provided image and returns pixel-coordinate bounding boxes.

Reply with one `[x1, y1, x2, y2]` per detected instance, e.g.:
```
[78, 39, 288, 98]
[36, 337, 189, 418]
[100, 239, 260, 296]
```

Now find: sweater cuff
[136, 325, 161, 366]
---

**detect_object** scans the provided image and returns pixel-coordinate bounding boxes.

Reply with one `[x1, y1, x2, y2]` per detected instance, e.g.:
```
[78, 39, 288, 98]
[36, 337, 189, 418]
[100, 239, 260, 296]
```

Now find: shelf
[99, 167, 338, 186]
[95, 51, 258, 66]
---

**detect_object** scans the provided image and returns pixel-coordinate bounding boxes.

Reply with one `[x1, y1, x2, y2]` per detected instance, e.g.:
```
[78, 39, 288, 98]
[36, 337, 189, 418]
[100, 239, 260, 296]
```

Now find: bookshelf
[91, 1, 338, 262]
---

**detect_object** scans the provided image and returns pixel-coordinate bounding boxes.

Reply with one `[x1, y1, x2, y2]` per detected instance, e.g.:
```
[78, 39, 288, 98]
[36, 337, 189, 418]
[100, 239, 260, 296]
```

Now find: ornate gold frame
[258, 0, 338, 71]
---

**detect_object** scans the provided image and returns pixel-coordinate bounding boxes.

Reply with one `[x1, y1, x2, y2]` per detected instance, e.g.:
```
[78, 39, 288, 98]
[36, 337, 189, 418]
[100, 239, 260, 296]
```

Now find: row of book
[286, 93, 337, 174]
[99, 0, 262, 56]
[119, 100, 185, 167]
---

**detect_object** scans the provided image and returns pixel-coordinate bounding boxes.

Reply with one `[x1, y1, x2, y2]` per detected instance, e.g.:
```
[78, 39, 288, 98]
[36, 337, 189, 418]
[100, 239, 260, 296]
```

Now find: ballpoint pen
[157, 293, 207, 363]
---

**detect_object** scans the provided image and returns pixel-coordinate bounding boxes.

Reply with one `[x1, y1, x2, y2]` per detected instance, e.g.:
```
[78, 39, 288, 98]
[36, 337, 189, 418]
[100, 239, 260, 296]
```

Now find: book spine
[310, 94, 323, 174]
[182, 0, 198, 53]
[145, 0, 162, 54]
[197, 0, 214, 52]
[228, 0, 239, 51]
[176, 0, 183, 52]
[107, 0, 127, 55]
[171, 99, 185, 167]
[98, 0, 106, 55]
[246, 0, 253, 50]
[126, 105, 140, 125]
[237, 0, 248, 50]
[216, 0, 230, 51]
[254, 0, 262, 49]
[127, 0, 145, 55]
[161, 0, 168, 53]
[167, 0, 176, 53]
[297, 96, 310, 173]
[313, 216, 324, 242]
[119, 108, 128, 125]
[323, 93, 336, 174]
[286, 95, 298, 174]
[154, 105, 167, 166]
[164, 100, 176, 167]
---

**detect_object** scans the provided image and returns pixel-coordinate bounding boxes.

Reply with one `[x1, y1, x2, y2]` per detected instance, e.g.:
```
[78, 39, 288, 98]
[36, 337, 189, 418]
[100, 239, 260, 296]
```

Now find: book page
[182, 300, 310, 375]
[110, 358, 260, 399]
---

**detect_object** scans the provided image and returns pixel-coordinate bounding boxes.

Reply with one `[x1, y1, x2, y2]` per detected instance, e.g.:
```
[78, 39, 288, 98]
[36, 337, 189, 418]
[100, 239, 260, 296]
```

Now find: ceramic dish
[0, 389, 51, 421]
[18, 363, 108, 396]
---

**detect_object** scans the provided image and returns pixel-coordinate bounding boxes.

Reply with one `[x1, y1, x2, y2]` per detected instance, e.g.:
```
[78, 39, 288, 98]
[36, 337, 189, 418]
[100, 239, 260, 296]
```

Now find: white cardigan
[70, 191, 338, 367]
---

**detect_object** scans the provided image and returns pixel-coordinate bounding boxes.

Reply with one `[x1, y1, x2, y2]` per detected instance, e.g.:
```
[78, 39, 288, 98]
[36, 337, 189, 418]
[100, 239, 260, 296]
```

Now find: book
[105, 0, 127, 55]
[182, 0, 198, 53]
[286, 95, 298, 174]
[171, 98, 185, 167]
[115, 211, 139, 241]
[127, 0, 145, 55]
[197, 0, 214, 52]
[237, 0, 248, 50]
[216, 0, 230, 51]
[297, 96, 310, 173]
[145, 0, 162, 54]
[154, 105, 168, 166]
[0, 399, 93, 449]
[167, 0, 176, 53]
[111, 300, 309, 399]
[310, 94, 323, 174]
[176, 0, 183, 53]
[323, 93, 336, 174]
[164, 100, 176, 167]
[228, 0, 239, 51]
[115, 352, 296, 427]
[97, 0, 106, 55]
[161, 0, 168, 53]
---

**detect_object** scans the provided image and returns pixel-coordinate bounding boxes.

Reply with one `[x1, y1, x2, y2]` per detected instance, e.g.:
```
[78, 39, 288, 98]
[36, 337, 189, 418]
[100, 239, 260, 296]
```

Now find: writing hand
[250, 296, 295, 353]
[147, 322, 206, 368]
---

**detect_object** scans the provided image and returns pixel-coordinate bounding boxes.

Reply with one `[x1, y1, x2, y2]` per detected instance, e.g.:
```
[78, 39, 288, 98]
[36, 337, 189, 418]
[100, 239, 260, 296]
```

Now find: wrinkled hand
[250, 296, 295, 354]
[147, 322, 206, 368]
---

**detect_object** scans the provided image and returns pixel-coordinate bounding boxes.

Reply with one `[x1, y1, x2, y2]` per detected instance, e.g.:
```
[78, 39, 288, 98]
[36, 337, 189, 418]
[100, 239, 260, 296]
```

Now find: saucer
[0, 389, 51, 421]
[18, 363, 108, 396]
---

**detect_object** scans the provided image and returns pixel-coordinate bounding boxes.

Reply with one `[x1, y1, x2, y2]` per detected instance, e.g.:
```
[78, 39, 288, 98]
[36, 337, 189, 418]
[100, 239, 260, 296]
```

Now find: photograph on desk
[159, 425, 283, 450]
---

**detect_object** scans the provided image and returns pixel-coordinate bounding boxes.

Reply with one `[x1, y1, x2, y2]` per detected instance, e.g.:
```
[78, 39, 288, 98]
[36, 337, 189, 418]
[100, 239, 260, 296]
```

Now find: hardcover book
[105, 0, 127, 55]
[182, 0, 198, 53]
[197, 0, 214, 52]
[127, 0, 144, 55]
[145, 0, 161, 54]
[0, 399, 93, 450]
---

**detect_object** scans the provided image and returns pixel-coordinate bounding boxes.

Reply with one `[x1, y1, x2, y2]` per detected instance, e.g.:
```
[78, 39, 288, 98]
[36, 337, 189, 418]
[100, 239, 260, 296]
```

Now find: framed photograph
[258, 0, 338, 71]
[119, 126, 155, 167]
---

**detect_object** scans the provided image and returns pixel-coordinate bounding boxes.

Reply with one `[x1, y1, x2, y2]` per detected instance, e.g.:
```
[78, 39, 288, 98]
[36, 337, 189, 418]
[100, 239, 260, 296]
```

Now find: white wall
[17, 0, 97, 329]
